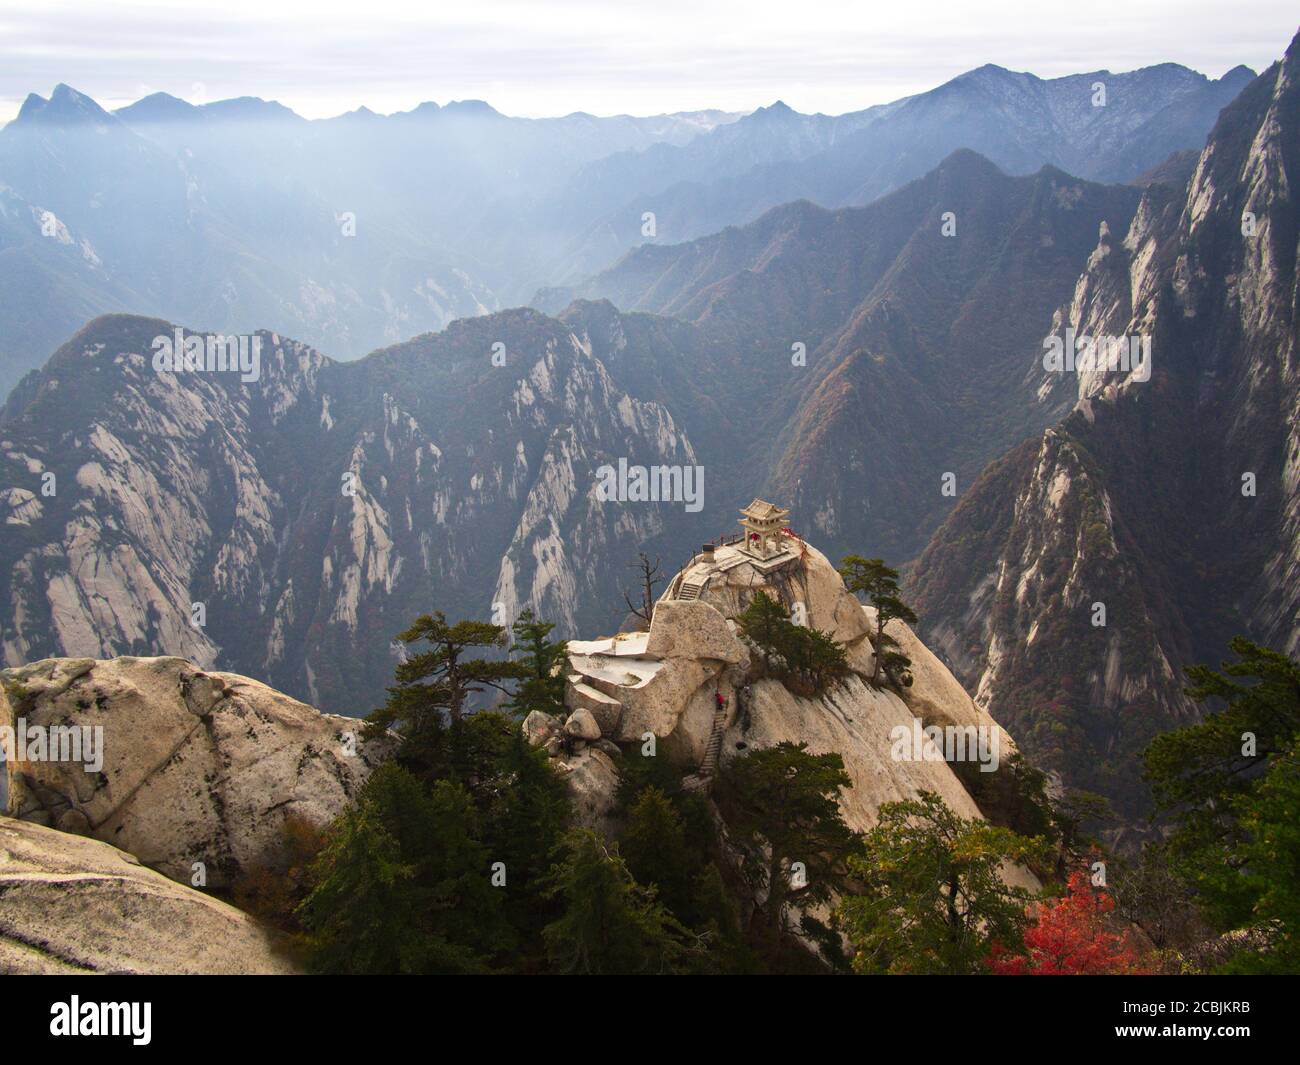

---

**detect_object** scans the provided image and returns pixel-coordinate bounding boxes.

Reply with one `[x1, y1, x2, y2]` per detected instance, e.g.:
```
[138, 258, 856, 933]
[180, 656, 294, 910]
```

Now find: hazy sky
[1, 0, 1295, 123]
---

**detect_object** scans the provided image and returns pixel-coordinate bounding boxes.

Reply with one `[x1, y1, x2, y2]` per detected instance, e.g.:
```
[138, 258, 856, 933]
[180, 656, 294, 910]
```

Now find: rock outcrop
[1, 655, 393, 887]
[538, 526, 1031, 886]
[0, 816, 296, 974]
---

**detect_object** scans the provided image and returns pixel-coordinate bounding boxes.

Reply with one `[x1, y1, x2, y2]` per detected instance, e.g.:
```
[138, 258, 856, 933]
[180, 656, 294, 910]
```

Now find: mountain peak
[935, 146, 1004, 179]
[443, 99, 501, 117]
[115, 92, 202, 124]
[14, 84, 111, 126]
[749, 100, 797, 120]
[1220, 64, 1257, 83]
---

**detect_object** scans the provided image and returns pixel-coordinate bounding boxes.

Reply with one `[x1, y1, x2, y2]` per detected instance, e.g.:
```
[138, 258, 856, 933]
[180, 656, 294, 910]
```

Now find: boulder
[614, 657, 720, 743]
[0, 816, 296, 974]
[646, 599, 747, 664]
[1, 656, 395, 888]
[555, 747, 619, 835]
[566, 681, 623, 735]
[522, 710, 560, 747]
[564, 707, 602, 741]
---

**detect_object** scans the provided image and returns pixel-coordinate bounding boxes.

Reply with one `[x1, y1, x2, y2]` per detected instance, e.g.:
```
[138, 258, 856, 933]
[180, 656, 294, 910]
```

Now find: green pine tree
[505, 608, 568, 720]
[838, 556, 918, 686]
[736, 592, 848, 696]
[736, 591, 791, 673]
[715, 742, 857, 948]
[542, 830, 697, 974]
[620, 786, 698, 921]
[484, 729, 573, 954]
[366, 610, 527, 768]
[837, 791, 1047, 974]
[1144, 637, 1300, 961]
[298, 764, 514, 973]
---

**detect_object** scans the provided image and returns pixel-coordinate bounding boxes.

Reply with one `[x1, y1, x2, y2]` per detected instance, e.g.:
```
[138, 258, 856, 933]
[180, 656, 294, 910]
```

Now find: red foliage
[987, 871, 1147, 975]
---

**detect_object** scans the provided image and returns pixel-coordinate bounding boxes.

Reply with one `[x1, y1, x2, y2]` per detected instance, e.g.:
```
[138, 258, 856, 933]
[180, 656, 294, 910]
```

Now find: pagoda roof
[739, 498, 789, 521]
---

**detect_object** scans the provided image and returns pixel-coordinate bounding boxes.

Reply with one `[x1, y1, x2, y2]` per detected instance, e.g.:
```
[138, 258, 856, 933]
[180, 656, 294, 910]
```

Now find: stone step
[698, 705, 730, 777]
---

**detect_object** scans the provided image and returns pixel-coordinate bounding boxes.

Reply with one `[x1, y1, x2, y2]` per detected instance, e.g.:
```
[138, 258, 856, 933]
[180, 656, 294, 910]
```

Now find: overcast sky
[1, 0, 1295, 123]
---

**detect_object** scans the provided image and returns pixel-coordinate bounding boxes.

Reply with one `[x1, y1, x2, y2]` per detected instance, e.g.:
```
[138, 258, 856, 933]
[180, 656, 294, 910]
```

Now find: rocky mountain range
[0, 33, 1294, 831]
[0, 143, 1149, 717]
[533, 62, 1255, 288]
[0, 57, 1252, 400]
[908, 35, 1300, 826]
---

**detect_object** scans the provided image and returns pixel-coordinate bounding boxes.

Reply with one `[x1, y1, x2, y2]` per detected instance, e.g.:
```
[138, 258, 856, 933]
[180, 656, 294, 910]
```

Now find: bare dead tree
[623, 552, 663, 625]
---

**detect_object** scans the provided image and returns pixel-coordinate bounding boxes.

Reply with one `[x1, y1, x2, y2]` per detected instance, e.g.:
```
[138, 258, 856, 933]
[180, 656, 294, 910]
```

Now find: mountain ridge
[906, 44, 1300, 826]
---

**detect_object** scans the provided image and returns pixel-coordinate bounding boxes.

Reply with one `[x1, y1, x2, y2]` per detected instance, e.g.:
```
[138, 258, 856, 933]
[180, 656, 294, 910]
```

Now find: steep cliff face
[549, 153, 1142, 563]
[0, 310, 698, 712]
[909, 44, 1300, 825]
[0, 526, 1031, 967]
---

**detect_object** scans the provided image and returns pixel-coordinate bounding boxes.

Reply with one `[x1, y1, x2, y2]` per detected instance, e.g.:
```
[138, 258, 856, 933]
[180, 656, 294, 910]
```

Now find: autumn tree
[838, 556, 917, 686]
[987, 870, 1147, 974]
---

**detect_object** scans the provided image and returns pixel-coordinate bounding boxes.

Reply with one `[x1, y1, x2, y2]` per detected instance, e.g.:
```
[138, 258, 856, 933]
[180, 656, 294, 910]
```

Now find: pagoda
[737, 498, 790, 560]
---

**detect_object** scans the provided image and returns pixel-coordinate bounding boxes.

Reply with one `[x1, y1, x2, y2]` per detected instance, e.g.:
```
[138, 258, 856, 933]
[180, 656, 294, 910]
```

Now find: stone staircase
[676, 579, 706, 601]
[682, 698, 731, 792]
[698, 702, 729, 777]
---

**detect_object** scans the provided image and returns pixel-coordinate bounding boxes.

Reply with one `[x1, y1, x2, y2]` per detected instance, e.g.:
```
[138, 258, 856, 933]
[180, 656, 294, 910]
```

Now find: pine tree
[542, 830, 696, 974]
[1225, 744, 1300, 972]
[838, 790, 1048, 974]
[366, 610, 526, 767]
[505, 608, 568, 720]
[621, 786, 697, 920]
[736, 592, 848, 695]
[715, 742, 856, 947]
[297, 764, 514, 973]
[485, 729, 573, 952]
[691, 862, 758, 973]
[838, 556, 918, 686]
[1144, 637, 1300, 935]
[296, 791, 423, 974]
[736, 591, 790, 673]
